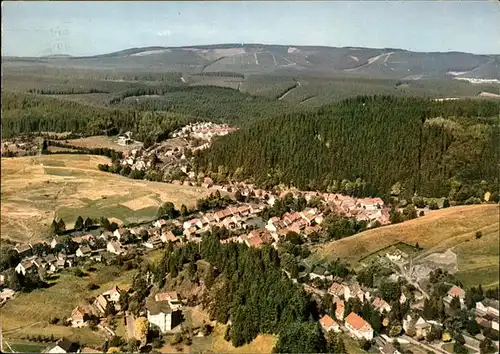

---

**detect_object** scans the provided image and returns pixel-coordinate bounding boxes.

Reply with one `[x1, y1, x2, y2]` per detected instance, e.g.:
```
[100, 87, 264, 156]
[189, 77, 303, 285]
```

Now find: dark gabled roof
[146, 297, 173, 315]
[55, 339, 79, 352]
[311, 265, 326, 275]
[483, 298, 500, 310]
[44, 254, 57, 263]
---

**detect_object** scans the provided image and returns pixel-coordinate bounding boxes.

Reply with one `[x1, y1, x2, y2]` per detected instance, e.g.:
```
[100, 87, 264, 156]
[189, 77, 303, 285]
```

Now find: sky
[2, 1, 500, 57]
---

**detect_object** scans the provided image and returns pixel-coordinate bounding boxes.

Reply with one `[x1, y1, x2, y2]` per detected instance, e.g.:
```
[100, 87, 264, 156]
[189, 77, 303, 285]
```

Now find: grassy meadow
[0, 154, 215, 243]
[1, 262, 136, 347]
[315, 204, 499, 288]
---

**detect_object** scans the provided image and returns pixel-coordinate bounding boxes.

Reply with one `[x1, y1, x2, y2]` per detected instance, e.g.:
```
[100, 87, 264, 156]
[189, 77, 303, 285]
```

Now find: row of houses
[265, 207, 324, 236]
[181, 203, 266, 239]
[319, 310, 374, 341]
[195, 183, 391, 227]
[475, 298, 500, 331]
[171, 122, 237, 140]
[15, 253, 72, 276]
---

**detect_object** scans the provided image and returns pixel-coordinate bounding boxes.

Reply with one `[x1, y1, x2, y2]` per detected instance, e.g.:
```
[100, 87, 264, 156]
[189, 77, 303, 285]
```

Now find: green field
[1, 154, 216, 242]
[3, 340, 49, 353]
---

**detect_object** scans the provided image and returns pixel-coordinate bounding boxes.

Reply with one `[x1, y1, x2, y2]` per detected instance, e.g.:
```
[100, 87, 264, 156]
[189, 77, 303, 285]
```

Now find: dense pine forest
[2, 87, 308, 139]
[117, 85, 309, 125]
[155, 232, 327, 352]
[195, 96, 500, 199]
[1, 91, 192, 142]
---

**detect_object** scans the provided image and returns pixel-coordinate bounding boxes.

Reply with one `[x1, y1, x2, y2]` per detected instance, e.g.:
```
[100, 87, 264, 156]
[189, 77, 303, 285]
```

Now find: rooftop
[146, 297, 174, 315]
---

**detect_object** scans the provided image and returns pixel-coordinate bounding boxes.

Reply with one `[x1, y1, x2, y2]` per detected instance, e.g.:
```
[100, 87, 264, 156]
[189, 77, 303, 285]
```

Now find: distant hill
[456, 58, 500, 82]
[3, 44, 500, 81]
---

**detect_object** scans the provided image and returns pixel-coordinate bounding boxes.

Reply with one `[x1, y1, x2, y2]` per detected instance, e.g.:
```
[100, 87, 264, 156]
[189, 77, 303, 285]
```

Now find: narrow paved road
[402, 335, 448, 354]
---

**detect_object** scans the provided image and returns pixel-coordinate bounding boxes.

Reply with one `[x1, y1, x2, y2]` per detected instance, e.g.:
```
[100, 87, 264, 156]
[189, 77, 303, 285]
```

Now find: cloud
[156, 30, 172, 37]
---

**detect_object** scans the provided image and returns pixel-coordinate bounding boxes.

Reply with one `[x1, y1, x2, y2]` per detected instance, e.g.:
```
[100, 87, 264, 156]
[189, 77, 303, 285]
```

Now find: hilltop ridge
[3, 44, 500, 81]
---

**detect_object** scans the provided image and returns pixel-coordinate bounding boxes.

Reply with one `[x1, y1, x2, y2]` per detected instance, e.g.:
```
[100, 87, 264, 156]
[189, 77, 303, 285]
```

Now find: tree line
[193, 72, 245, 79]
[195, 95, 500, 200]
[28, 88, 109, 95]
[1, 91, 191, 143]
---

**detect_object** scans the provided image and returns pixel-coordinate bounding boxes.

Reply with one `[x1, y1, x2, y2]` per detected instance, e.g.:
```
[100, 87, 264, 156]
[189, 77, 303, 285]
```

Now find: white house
[46, 339, 79, 353]
[76, 245, 92, 258]
[444, 285, 466, 306]
[183, 218, 202, 230]
[267, 196, 276, 206]
[50, 238, 60, 249]
[103, 286, 122, 303]
[71, 306, 88, 327]
[345, 312, 373, 340]
[372, 297, 392, 313]
[113, 228, 129, 241]
[153, 219, 168, 229]
[107, 241, 124, 255]
[15, 260, 34, 275]
[146, 297, 183, 333]
[319, 314, 341, 333]
[345, 283, 364, 302]
[386, 249, 407, 262]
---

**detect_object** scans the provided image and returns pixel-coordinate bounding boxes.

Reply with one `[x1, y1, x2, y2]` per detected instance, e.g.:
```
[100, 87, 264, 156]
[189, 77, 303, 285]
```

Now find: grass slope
[0, 154, 214, 242]
[1, 264, 135, 347]
[315, 204, 499, 287]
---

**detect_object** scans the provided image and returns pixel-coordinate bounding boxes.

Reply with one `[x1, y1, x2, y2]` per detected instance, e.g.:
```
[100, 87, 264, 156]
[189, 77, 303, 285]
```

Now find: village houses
[475, 298, 500, 331]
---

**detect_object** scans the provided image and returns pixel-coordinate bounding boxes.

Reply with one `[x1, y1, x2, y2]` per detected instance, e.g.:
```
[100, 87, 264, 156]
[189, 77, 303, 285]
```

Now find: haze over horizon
[2, 1, 500, 57]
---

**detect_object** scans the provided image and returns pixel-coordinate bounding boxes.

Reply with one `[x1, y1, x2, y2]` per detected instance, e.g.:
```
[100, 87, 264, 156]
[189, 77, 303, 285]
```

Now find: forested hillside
[195, 96, 500, 199]
[1, 91, 191, 142]
[117, 85, 309, 125]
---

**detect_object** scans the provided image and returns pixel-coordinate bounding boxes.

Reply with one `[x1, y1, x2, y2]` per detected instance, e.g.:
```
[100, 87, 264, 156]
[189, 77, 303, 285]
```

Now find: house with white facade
[146, 297, 183, 333]
[107, 241, 124, 255]
[345, 312, 373, 340]
[46, 339, 79, 353]
[319, 314, 341, 333]
[372, 297, 392, 313]
[15, 260, 34, 275]
[444, 285, 466, 307]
